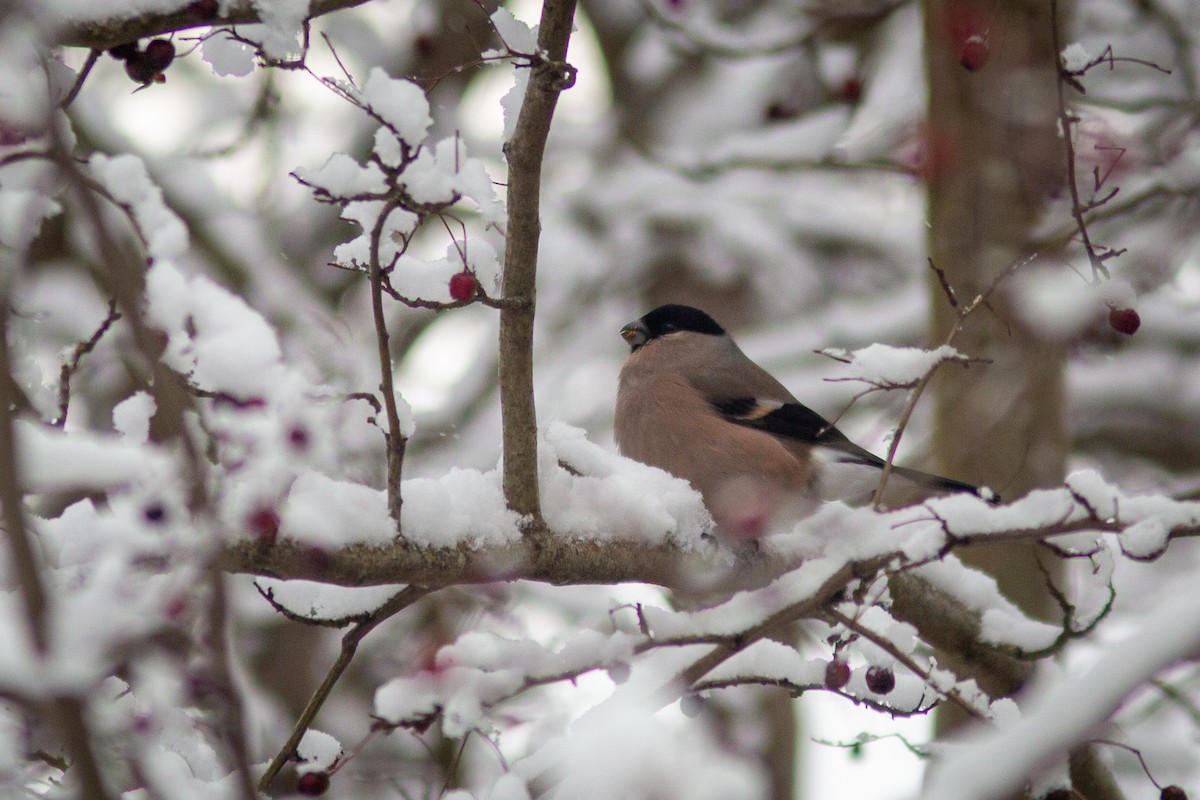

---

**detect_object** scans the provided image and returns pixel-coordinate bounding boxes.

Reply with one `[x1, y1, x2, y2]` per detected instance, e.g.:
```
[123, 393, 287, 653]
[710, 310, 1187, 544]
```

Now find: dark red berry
[679, 693, 703, 718]
[838, 76, 863, 103]
[247, 507, 281, 543]
[1108, 306, 1140, 336]
[865, 665, 895, 695]
[186, 0, 219, 20]
[413, 34, 437, 59]
[125, 55, 159, 85]
[109, 42, 139, 61]
[824, 659, 851, 690]
[164, 595, 188, 620]
[1161, 787, 1188, 800]
[287, 425, 309, 450]
[144, 40, 176, 73]
[143, 503, 167, 524]
[764, 101, 796, 121]
[448, 271, 477, 302]
[296, 770, 330, 796]
[959, 34, 989, 70]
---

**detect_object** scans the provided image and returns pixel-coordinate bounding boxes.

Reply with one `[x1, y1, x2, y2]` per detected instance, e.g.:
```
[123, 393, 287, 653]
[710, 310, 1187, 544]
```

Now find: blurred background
[14, 0, 1200, 796]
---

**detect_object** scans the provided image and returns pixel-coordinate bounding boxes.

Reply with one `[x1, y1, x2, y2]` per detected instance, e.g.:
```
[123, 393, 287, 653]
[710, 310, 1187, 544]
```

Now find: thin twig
[367, 198, 408, 523]
[258, 585, 432, 791]
[54, 297, 121, 428]
[61, 49, 101, 109]
[826, 607, 987, 719]
[1050, 0, 1114, 281]
[870, 255, 1030, 507]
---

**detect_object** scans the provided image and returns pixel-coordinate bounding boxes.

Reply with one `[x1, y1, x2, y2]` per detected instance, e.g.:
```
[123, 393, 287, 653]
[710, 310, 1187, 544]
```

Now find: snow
[540, 422, 712, 545]
[489, 8, 538, 55]
[518, 695, 762, 800]
[358, 68, 432, 143]
[825, 343, 965, 387]
[399, 467, 521, 548]
[1060, 43, 1091, 71]
[280, 470, 397, 547]
[112, 391, 155, 444]
[145, 260, 288, 396]
[88, 153, 188, 260]
[16, 420, 167, 493]
[201, 33, 256, 78]
[296, 729, 342, 772]
[1011, 269, 1136, 341]
[924, 589, 1200, 800]
[247, 0, 309, 59]
[254, 578, 405, 621]
[293, 152, 388, 197]
[0, 189, 60, 250]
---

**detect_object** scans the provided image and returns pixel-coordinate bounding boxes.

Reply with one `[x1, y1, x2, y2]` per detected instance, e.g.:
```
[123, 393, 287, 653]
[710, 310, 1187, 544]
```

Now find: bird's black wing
[712, 397, 992, 499]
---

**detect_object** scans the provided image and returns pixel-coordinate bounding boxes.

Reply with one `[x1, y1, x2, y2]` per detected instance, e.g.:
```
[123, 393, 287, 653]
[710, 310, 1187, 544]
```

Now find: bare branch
[53, 0, 373, 50]
[259, 586, 432, 792]
[498, 0, 579, 524]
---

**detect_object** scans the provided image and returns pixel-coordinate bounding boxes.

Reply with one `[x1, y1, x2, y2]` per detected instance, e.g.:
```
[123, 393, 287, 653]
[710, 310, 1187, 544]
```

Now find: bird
[614, 304, 990, 539]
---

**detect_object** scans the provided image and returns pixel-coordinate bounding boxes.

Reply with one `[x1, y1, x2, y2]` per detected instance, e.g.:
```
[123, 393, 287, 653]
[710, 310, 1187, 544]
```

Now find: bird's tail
[888, 463, 998, 502]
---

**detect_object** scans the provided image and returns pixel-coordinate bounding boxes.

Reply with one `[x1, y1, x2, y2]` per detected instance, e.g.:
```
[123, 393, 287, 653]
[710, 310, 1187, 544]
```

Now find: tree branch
[498, 0, 579, 524]
[258, 585, 432, 792]
[51, 0, 373, 49]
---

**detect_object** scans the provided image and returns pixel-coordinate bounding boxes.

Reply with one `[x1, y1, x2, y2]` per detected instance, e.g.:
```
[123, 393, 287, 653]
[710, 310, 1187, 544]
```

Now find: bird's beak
[620, 321, 649, 351]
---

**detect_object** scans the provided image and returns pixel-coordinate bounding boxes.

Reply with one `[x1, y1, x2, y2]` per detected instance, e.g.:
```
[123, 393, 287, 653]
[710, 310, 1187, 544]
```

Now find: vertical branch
[498, 0, 579, 524]
[368, 199, 407, 523]
[49, 135, 252, 797]
[0, 305, 49, 655]
[1, 277, 115, 800]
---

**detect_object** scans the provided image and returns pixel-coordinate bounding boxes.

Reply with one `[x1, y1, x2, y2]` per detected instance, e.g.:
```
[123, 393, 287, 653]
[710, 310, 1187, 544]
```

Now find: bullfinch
[614, 304, 989, 538]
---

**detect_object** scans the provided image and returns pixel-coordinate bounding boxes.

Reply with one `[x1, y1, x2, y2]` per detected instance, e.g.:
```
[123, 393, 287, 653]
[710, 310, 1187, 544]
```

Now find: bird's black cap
[639, 305, 725, 338]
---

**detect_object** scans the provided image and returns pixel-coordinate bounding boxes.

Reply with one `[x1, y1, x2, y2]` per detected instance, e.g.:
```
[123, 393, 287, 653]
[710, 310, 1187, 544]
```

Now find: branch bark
[498, 0, 578, 524]
[50, 0, 372, 49]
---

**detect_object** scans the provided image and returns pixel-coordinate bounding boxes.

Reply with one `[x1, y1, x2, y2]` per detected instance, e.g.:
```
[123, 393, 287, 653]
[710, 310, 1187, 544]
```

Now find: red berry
[164, 595, 188, 620]
[109, 42, 139, 61]
[413, 34, 437, 59]
[247, 507, 280, 543]
[125, 54, 159, 85]
[143, 502, 167, 525]
[1108, 306, 1140, 336]
[679, 693, 703, 718]
[824, 659, 851, 690]
[296, 771, 330, 796]
[1162, 787, 1188, 800]
[865, 665, 895, 695]
[287, 425, 309, 450]
[959, 34, 989, 70]
[448, 270, 477, 302]
[838, 76, 863, 103]
[144, 39, 176, 73]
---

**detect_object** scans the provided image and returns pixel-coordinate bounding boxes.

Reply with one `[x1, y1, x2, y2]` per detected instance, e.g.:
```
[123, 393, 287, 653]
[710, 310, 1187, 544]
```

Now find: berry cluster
[109, 39, 177, 85]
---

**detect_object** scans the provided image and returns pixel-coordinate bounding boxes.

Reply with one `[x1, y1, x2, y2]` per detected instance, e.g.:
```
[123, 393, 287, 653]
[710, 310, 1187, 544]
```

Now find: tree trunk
[923, 0, 1067, 728]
